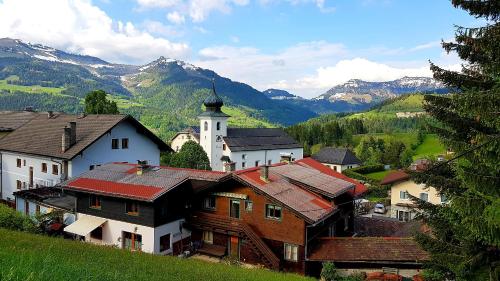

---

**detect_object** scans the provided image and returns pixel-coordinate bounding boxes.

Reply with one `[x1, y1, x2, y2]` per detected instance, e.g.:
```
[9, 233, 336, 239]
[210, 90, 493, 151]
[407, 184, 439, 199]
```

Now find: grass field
[365, 170, 392, 181]
[224, 106, 277, 128]
[352, 132, 419, 148]
[0, 228, 312, 281]
[0, 79, 65, 95]
[413, 134, 446, 160]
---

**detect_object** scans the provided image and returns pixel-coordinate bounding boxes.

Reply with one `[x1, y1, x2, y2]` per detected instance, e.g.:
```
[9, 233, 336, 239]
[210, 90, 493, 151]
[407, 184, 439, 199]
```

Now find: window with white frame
[440, 194, 448, 203]
[203, 196, 216, 210]
[400, 191, 409, 199]
[284, 243, 298, 262]
[265, 204, 282, 220]
[419, 192, 429, 202]
[202, 231, 213, 244]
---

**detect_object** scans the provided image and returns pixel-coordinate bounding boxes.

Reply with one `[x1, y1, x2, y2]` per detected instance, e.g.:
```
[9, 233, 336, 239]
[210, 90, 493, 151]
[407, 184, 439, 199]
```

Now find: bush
[0, 204, 38, 233]
[321, 262, 340, 281]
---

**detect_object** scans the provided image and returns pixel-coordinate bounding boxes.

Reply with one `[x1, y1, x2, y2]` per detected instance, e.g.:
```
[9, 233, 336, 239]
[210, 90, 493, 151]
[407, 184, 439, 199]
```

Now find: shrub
[321, 262, 340, 281]
[0, 204, 39, 233]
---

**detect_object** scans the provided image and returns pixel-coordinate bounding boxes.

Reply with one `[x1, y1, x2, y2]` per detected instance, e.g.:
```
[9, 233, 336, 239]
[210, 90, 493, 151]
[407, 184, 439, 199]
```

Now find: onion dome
[203, 80, 224, 109]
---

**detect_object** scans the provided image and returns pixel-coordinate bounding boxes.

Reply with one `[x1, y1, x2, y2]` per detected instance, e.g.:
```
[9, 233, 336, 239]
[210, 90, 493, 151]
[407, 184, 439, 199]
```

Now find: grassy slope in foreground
[0, 228, 313, 281]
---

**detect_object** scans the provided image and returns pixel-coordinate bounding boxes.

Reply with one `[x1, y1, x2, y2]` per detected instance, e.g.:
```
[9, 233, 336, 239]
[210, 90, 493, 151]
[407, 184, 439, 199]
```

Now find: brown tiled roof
[234, 161, 355, 223]
[0, 111, 43, 132]
[308, 237, 429, 263]
[354, 216, 423, 237]
[0, 113, 170, 159]
[380, 170, 410, 185]
[61, 163, 228, 201]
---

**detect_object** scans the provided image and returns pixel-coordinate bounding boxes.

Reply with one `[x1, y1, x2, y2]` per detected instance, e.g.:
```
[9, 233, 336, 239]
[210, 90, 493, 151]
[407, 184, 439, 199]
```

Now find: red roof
[67, 178, 164, 201]
[296, 158, 367, 197]
[308, 237, 429, 262]
[380, 170, 410, 185]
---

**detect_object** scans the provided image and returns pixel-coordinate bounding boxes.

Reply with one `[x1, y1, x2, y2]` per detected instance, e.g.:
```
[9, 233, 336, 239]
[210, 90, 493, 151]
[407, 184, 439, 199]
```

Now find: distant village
[0, 86, 439, 280]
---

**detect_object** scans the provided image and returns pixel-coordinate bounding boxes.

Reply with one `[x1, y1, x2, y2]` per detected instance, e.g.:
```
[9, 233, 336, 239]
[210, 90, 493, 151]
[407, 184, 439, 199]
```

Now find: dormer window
[216, 122, 221, 131]
[204, 121, 208, 131]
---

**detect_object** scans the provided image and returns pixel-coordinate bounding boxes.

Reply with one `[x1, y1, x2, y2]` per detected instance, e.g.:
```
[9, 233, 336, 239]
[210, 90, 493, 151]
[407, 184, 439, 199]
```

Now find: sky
[0, 0, 479, 98]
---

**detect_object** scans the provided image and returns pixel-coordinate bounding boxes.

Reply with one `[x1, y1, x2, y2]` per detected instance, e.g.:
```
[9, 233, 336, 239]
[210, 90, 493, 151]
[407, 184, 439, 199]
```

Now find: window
[242, 154, 247, 160]
[230, 200, 240, 219]
[126, 202, 139, 216]
[255, 160, 260, 167]
[23, 160, 26, 166]
[160, 233, 171, 252]
[203, 196, 216, 210]
[400, 191, 409, 199]
[216, 122, 221, 131]
[89, 165, 95, 170]
[241, 162, 246, 169]
[121, 138, 129, 149]
[36, 205, 41, 215]
[284, 243, 298, 262]
[268, 160, 272, 165]
[16, 180, 22, 190]
[176, 146, 179, 152]
[398, 210, 410, 222]
[245, 200, 253, 212]
[202, 231, 213, 244]
[25, 200, 29, 215]
[52, 164, 59, 175]
[111, 139, 119, 149]
[90, 226, 103, 240]
[440, 194, 448, 203]
[89, 195, 101, 209]
[333, 166, 337, 171]
[17, 158, 21, 168]
[204, 121, 208, 131]
[123, 232, 142, 251]
[419, 193, 429, 202]
[41, 163, 47, 173]
[266, 204, 282, 220]
[223, 144, 226, 151]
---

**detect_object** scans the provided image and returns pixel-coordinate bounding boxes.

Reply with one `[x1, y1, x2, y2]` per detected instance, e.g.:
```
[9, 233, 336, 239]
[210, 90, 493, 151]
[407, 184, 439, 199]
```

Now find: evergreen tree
[412, 1, 500, 280]
[84, 90, 119, 114]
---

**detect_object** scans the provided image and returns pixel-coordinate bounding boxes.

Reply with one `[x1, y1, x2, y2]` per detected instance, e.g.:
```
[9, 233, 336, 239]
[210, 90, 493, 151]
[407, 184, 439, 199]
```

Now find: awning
[64, 216, 107, 236]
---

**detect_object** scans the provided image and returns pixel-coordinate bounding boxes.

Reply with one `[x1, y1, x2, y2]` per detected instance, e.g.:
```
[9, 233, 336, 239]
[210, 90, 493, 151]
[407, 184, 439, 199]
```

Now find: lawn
[0, 78, 65, 95]
[413, 134, 446, 160]
[0, 228, 313, 281]
[352, 132, 419, 148]
[365, 170, 392, 181]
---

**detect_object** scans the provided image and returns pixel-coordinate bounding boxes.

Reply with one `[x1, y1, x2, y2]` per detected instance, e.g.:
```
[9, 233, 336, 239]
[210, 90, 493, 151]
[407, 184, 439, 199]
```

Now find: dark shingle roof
[224, 128, 302, 152]
[380, 170, 410, 185]
[61, 163, 228, 201]
[0, 113, 171, 159]
[308, 237, 429, 262]
[13, 187, 75, 211]
[0, 111, 43, 132]
[312, 147, 361, 165]
[354, 216, 423, 237]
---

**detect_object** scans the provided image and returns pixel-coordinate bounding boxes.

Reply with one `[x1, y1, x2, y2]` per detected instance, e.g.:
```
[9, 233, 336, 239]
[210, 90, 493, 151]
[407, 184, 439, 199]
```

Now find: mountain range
[0, 38, 449, 139]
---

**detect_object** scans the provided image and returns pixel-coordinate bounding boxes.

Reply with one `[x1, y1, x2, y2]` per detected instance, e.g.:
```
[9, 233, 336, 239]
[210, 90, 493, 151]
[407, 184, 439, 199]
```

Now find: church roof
[223, 128, 302, 152]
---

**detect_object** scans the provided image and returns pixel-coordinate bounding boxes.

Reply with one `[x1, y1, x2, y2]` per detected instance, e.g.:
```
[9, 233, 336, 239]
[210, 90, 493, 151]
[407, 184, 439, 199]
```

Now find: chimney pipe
[62, 127, 71, 152]
[69, 122, 76, 146]
[260, 165, 270, 182]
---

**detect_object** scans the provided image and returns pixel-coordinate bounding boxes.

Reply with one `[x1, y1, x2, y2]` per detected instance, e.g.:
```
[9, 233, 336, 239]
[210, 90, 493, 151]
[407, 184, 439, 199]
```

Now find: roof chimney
[260, 165, 270, 182]
[62, 127, 71, 152]
[137, 160, 149, 175]
[47, 111, 54, 119]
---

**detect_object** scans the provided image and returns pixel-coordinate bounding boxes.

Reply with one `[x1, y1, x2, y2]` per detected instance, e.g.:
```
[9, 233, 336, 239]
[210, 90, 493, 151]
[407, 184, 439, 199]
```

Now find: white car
[373, 203, 386, 214]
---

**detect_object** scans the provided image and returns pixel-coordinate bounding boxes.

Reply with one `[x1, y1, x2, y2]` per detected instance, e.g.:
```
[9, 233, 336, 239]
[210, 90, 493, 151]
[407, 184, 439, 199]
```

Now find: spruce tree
[412, 1, 500, 280]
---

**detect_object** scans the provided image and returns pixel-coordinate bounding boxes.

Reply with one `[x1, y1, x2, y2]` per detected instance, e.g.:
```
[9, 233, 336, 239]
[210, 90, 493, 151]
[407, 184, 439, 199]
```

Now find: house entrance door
[229, 236, 239, 258]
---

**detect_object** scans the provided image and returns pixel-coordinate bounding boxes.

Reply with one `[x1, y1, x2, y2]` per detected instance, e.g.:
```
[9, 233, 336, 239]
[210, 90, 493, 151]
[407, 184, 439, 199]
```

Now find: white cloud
[142, 20, 183, 37]
[167, 11, 185, 24]
[195, 41, 462, 98]
[0, 0, 190, 64]
[137, 0, 179, 8]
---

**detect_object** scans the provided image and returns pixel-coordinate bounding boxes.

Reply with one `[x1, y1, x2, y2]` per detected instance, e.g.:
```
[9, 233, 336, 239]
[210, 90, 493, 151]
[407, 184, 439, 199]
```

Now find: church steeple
[199, 80, 230, 117]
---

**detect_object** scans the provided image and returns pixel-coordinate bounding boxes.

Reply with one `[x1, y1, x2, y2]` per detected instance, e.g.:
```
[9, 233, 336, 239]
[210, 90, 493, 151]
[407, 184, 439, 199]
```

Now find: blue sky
[0, 0, 477, 97]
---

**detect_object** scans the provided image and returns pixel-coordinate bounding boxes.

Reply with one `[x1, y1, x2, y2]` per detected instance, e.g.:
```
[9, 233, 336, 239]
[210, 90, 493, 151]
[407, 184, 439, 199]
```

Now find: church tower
[198, 81, 229, 171]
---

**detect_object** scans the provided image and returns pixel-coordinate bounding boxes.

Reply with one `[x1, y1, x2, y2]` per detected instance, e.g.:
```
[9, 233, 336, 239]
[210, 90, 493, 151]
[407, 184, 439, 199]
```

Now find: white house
[0, 112, 171, 202]
[171, 84, 304, 171]
[312, 147, 362, 173]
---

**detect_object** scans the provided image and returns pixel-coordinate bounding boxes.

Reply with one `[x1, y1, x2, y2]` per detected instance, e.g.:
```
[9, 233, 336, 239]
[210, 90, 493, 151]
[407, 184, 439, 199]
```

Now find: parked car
[373, 203, 386, 214]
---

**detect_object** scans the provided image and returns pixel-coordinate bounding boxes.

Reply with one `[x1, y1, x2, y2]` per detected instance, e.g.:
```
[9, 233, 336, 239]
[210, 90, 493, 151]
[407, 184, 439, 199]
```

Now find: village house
[170, 84, 304, 171]
[381, 170, 447, 221]
[0, 112, 171, 204]
[312, 147, 362, 173]
[59, 158, 367, 274]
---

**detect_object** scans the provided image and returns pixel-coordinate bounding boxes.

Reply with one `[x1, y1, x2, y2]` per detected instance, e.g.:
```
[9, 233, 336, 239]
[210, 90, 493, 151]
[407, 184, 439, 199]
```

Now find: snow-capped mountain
[263, 89, 303, 100]
[314, 77, 449, 104]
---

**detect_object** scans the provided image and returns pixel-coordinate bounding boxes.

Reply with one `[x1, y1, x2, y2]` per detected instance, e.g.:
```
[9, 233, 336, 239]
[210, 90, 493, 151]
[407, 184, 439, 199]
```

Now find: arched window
[216, 122, 221, 131]
[204, 121, 208, 131]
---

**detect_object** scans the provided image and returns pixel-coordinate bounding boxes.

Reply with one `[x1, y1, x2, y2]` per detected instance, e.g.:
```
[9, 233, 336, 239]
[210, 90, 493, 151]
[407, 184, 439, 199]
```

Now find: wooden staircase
[188, 212, 280, 270]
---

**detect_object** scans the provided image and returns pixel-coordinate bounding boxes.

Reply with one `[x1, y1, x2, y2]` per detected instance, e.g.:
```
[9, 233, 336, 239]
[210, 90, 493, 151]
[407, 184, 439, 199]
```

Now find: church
[170, 84, 304, 171]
